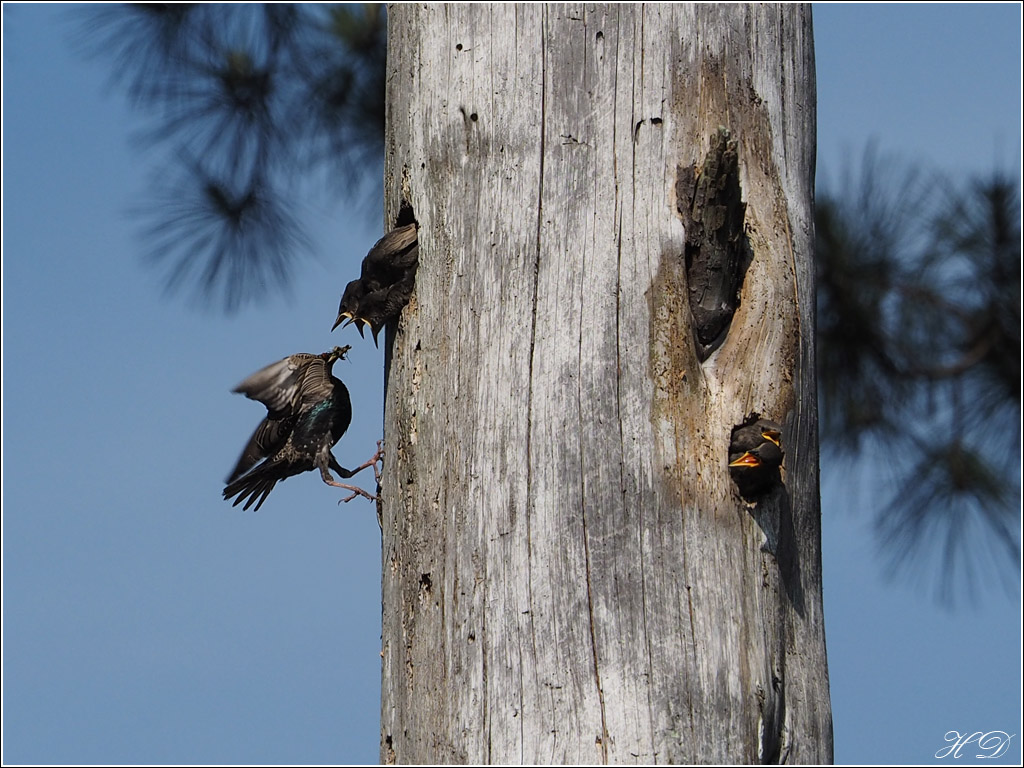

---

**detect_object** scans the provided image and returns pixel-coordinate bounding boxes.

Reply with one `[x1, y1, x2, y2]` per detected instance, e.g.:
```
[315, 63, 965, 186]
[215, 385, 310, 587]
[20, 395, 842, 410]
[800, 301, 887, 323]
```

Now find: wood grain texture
[380, 5, 829, 764]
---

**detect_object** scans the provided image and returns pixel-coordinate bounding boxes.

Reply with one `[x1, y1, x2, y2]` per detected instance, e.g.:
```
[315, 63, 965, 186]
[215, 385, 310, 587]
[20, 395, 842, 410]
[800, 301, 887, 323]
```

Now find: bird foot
[352, 440, 384, 483]
[328, 480, 377, 504]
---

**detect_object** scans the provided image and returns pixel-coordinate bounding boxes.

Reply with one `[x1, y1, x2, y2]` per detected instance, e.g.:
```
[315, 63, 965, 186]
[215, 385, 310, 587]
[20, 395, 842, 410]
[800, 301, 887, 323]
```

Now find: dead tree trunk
[380, 5, 830, 763]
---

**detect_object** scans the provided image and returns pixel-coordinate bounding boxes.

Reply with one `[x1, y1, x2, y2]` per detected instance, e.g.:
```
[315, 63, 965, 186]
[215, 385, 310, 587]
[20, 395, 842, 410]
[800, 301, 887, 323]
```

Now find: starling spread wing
[291, 355, 343, 413]
[232, 353, 320, 417]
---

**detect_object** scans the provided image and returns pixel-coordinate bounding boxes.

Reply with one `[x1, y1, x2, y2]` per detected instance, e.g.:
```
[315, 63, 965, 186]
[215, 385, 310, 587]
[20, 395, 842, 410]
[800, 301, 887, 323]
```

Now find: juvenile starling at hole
[348, 271, 418, 345]
[729, 419, 784, 499]
[223, 346, 382, 510]
[730, 419, 783, 454]
[333, 223, 419, 345]
[334, 280, 367, 329]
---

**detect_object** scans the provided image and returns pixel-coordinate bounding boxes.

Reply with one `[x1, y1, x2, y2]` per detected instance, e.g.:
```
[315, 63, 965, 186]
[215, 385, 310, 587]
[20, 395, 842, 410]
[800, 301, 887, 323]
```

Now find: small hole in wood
[396, 200, 417, 228]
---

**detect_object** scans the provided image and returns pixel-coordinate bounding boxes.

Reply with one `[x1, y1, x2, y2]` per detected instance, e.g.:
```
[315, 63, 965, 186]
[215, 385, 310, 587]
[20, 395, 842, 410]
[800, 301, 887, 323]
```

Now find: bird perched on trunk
[728, 418, 784, 499]
[223, 346, 381, 511]
[333, 223, 419, 345]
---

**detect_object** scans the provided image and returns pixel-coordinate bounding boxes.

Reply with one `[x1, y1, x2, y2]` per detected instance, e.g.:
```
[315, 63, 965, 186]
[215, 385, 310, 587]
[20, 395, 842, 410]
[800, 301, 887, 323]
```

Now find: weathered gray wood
[381, 4, 830, 764]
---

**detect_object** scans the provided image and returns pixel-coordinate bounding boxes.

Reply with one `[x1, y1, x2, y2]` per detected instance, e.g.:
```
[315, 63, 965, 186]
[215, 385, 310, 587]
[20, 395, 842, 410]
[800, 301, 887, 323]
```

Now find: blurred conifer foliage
[78, 3, 386, 310]
[817, 149, 1020, 602]
[81, 5, 1020, 602]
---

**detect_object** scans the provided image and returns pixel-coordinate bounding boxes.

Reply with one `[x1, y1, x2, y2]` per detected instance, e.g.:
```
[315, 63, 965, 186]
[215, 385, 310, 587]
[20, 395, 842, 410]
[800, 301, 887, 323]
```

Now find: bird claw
[350, 440, 384, 482]
[338, 489, 377, 504]
[330, 481, 377, 504]
[331, 442, 384, 504]
[370, 440, 384, 483]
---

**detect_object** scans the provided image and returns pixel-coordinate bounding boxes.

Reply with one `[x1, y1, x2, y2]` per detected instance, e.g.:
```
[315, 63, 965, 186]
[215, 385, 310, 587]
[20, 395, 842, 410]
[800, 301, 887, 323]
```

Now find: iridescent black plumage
[223, 346, 379, 510]
[333, 223, 419, 345]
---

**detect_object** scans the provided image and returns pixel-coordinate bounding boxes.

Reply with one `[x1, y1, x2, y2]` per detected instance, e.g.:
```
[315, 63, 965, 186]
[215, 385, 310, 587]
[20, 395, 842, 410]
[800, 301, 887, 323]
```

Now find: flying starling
[223, 346, 381, 510]
[728, 419, 784, 499]
[333, 223, 419, 344]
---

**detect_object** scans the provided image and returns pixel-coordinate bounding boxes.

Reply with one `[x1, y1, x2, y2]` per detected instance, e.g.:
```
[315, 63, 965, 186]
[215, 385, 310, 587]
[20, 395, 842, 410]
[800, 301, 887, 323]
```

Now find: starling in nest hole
[333, 223, 419, 346]
[728, 418, 784, 499]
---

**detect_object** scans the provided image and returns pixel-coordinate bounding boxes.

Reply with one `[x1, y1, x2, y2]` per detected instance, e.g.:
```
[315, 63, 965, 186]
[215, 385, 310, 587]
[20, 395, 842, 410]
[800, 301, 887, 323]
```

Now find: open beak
[729, 452, 762, 468]
[332, 311, 356, 332]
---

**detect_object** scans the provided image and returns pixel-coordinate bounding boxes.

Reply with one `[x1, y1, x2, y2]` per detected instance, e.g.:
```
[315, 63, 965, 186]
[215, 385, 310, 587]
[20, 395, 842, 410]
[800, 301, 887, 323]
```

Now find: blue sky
[2, 4, 1021, 765]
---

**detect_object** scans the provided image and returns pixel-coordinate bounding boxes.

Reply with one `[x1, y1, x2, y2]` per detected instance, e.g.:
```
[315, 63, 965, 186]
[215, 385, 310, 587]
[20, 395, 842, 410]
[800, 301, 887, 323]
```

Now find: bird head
[729, 441, 783, 470]
[729, 418, 784, 454]
[324, 345, 352, 364]
[332, 280, 365, 331]
[353, 290, 394, 348]
[760, 426, 782, 446]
